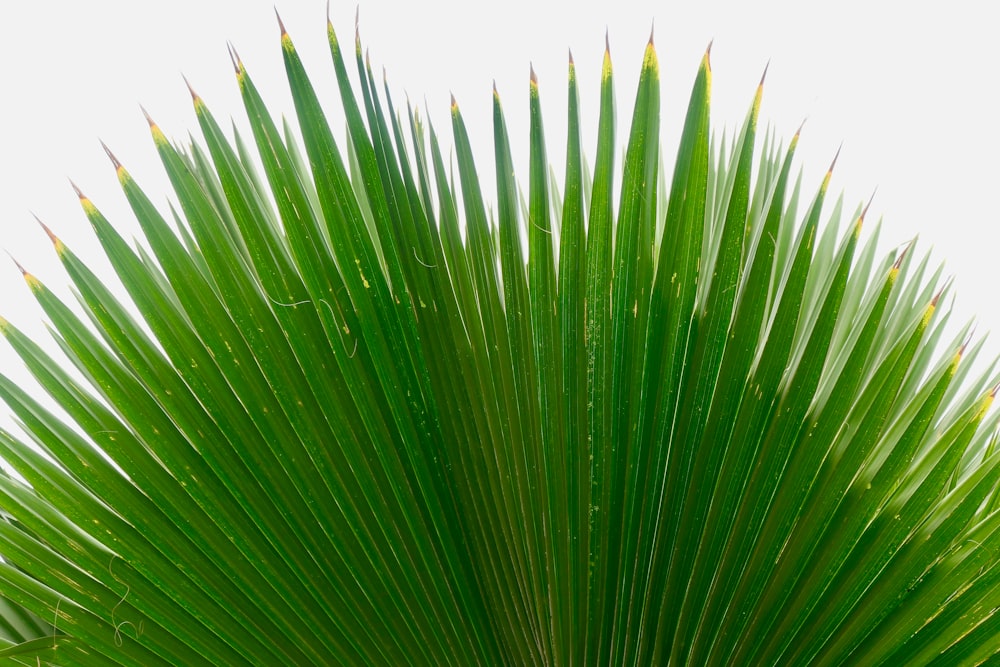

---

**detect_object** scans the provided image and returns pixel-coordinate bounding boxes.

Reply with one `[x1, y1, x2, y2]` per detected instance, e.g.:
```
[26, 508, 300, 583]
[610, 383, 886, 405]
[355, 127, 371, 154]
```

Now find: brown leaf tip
[32, 213, 58, 245]
[182, 74, 199, 102]
[275, 8, 288, 37]
[530, 63, 538, 85]
[100, 141, 122, 170]
[227, 42, 243, 75]
[931, 284, 946, 308]
[140, 105, 156, 129]
[828, 143, 843, 174]
[861, 188, 878, 221]
[69, 179, 85, 199]
[760, 60, 770, 87]
[568, 48, 574, 66]
[7, 252, 27, 277]
[893, 240, 914, 270]
[960, 327, 976, 356]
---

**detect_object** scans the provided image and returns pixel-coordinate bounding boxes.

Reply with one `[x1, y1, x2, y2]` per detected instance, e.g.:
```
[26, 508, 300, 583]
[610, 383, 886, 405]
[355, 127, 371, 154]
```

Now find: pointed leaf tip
[100, 141, 122, 170]
[605, 28, 610, 54]
[530, 63, 538, 85]
[932, 284, 945, 308]
[31, 213, 58, 246]
[275, 8, 288, 37]
[227, 42, 243, 75]
[893, 240, 913, 270]
[568, 48, 574, 65]
[139, 104, 155, 128]
[648, 21, 655, 46]
[760, 60, 770, 86]
[7, 251, 28, 277]
[961, 328, 976, 356]
[828, 143, 843, 174]
[68, 179, 85, 199]
[182, 74, 199, 102]
[861, 188, 877, 221]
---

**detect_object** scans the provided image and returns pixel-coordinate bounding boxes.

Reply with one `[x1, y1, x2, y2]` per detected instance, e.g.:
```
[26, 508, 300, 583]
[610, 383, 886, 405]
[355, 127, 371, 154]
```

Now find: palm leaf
[1, 11, 998, 666]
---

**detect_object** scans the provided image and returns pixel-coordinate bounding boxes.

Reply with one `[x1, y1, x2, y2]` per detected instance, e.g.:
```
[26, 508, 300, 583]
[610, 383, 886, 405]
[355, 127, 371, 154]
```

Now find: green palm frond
[1, 12, 999, 666]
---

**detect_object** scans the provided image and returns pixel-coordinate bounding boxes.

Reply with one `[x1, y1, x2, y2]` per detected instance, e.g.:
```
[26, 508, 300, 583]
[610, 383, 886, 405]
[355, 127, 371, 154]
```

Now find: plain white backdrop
[1, 1, 998, 436]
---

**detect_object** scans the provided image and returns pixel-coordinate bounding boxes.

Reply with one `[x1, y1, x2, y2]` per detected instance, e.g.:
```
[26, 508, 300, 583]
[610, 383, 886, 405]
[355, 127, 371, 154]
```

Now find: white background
[1, 1, 998, 433]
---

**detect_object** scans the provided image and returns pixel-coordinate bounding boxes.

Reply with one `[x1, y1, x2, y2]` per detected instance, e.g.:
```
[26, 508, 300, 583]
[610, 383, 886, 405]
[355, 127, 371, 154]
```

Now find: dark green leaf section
[1, 14, 998, 666]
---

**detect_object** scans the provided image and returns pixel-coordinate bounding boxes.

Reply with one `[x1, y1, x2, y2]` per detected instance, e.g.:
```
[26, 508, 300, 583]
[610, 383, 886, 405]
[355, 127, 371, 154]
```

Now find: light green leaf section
[1, 13, 998, 667]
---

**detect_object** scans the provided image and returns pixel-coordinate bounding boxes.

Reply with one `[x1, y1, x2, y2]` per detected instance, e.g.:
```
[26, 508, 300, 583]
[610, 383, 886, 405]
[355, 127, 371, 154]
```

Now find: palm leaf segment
[1, 13, 999, 666]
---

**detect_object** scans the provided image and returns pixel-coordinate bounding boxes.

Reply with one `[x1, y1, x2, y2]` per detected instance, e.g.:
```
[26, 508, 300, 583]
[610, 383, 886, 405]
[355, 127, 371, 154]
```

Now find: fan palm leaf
[1, 11, 998, 666]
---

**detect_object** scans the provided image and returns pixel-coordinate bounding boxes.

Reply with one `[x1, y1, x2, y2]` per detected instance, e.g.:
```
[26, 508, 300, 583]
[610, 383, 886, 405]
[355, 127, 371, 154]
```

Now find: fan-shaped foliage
[1, 12, 999, 667]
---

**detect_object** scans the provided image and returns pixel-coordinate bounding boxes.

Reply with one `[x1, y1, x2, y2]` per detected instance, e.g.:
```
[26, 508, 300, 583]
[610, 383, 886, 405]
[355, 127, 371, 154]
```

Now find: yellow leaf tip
[530, 63, 538, 86]
[69, 179, 97, 214]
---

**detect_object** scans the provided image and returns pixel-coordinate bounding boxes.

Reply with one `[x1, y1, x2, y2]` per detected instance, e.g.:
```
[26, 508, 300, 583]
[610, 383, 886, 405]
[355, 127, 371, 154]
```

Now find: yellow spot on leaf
[151, 124, 168, 147]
